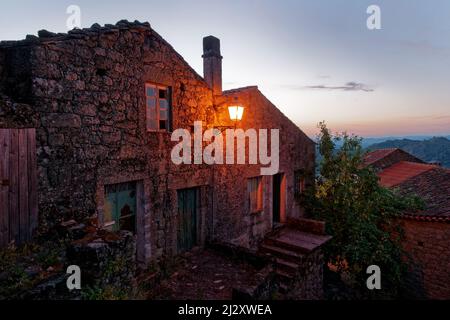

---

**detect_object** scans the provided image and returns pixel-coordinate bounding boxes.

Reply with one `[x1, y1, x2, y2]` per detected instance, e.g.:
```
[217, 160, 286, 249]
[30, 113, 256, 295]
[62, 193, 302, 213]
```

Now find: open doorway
[272, 173, 286, 225]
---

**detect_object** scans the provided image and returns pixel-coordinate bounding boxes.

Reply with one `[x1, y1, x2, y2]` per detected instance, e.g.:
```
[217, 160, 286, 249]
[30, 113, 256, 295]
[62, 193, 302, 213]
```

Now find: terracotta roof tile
[364, 148, 398, 166]
[395, 166, 450, 219]
[376, 161, 450, 220]
[363, 148, 425, 171]
[378, 161, 438, 187]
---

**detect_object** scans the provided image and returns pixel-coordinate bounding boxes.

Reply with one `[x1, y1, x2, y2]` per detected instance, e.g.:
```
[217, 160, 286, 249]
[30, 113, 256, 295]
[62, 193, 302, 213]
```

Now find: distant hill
[361, 135, 450, 148]
[327, 135, 450, 149]
[367, 137, 450, 168]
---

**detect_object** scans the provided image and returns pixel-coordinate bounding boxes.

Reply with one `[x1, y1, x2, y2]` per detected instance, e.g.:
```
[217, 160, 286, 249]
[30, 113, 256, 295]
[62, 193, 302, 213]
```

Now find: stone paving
[148, 248, 265, 300]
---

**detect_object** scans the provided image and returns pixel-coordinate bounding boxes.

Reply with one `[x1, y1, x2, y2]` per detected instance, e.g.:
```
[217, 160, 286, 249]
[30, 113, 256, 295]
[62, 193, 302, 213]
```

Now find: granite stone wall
[213, 87, 315, 248]
[285, 249, 324, 300]
[0, 20, 315, 264]
[401, 219, 450, 299]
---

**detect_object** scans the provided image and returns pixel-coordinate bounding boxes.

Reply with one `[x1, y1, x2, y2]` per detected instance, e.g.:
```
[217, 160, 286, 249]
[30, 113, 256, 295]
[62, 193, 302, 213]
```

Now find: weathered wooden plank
[0, 129, 10, 247]
[27, 129, 38, 238]
[9, 129, 19, 244]
[18, 129, 29, 243]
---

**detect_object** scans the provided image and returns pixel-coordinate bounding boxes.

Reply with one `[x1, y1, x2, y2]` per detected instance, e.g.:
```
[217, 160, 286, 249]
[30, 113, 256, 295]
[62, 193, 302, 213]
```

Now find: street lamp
[228, 105, 244, 122]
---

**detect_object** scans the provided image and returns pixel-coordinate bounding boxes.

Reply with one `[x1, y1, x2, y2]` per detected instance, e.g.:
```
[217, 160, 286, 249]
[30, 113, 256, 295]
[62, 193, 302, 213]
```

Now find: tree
[304, 122, 423, 297]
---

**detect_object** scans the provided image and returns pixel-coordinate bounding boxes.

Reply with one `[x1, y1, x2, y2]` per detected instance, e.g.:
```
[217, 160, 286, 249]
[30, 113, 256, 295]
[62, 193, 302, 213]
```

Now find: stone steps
[275, 258, 299, 273]
[265, 229, 332, 254]
[260, 244, 304, 263]
[259, 226, 332, 296]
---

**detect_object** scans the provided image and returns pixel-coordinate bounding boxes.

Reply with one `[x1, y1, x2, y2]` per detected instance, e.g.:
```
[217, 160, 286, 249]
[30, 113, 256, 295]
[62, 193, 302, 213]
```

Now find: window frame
[248, 176, 264, 214]
[145, 83, 172, 132]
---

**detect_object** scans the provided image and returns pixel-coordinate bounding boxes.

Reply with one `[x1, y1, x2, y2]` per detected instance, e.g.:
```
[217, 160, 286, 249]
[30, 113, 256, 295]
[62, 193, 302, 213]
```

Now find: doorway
[104, 181, 137, 233]
[272, 173, 286, 224]
[177, 187, 200, 253]
[0, 128, 38, 247]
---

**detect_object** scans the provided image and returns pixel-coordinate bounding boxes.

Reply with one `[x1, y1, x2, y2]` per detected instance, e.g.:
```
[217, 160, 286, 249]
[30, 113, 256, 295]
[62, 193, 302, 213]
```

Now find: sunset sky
[1, 0, 450, 137]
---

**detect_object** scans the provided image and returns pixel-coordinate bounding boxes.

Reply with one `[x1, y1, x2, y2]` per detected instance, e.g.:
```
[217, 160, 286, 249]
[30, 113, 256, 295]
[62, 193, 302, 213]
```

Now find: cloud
[285, 82, 374, 92]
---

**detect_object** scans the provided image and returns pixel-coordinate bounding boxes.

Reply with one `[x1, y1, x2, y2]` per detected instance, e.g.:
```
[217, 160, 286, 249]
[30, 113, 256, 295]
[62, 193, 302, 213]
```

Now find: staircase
[259, 221, 332, 293]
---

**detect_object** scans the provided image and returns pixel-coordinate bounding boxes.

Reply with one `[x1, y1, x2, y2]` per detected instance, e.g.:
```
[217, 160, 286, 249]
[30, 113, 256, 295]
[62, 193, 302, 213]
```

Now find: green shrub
[303, 122, 424, 298]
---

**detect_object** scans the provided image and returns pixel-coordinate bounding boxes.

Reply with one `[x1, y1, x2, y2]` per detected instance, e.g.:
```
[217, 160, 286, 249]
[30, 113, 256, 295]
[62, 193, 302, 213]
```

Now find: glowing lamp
[228, 106, 244, 121]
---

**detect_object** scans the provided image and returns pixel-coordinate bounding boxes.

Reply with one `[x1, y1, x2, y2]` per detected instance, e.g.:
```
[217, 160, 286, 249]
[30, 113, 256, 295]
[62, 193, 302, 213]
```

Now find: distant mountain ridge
[367, 137, 450, 168]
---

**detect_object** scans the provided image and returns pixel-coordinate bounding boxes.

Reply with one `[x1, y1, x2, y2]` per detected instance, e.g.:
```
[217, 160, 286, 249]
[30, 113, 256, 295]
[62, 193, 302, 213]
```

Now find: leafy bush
[81, 285, 128, 300]
[303, 122, 424, 298]
[0, 240, 66, 299]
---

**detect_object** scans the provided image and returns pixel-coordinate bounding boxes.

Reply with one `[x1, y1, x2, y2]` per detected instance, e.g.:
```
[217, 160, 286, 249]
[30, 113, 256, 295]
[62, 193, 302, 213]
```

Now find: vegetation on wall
[304, 122, 424, 298]
[0, 240, 67, 299]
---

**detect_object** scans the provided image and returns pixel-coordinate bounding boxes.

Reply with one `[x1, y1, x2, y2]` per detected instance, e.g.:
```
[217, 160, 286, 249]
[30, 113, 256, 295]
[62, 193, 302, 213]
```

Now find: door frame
[97, 177, 146, 264]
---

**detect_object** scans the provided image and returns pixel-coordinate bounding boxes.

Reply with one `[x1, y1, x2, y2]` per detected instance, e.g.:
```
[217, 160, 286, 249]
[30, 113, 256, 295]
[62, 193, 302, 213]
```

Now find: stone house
[0, 20, 319, 269]
[364, 149, 450, 299]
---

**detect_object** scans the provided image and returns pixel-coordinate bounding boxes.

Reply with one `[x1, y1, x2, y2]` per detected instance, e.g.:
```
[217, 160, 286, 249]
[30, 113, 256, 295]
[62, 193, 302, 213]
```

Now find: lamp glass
[228, 106, 244, 121]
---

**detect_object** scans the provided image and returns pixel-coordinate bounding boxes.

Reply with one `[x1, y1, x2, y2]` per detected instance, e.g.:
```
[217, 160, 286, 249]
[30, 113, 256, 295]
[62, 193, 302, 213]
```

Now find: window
[248, 177, 263, 213]
[294, 170, 306, 198]
[104, 181, 137, 233]
[145, 83, 171, 131]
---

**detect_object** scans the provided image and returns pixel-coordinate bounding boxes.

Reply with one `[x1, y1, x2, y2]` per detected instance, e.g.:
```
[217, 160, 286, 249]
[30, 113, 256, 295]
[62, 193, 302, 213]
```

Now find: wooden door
[177, 187, 199, 253]
[0, 128, 38, 247]
[104, 181, 137, 233]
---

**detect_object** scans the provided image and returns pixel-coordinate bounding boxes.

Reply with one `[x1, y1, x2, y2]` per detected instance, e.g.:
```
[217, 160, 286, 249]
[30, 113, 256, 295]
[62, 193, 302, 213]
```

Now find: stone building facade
[364, 149, 450, 299]
[0, 20, 315, 265]
[400, 219, 450, 299]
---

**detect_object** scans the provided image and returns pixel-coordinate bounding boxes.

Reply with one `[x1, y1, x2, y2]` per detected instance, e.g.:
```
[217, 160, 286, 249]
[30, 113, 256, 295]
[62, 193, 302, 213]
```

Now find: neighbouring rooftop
[363, 148, 399, 166]
[378, 161, 438, 188]
[364, 149, 450, 221]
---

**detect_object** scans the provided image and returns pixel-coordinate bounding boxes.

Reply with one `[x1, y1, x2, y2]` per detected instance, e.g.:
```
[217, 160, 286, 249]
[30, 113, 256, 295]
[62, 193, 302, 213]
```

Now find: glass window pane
[147, 100, 157, 130]
[159, 99, 168, 109]
[147, 98, 156, 108]
[160, 109, 167, 120]
[146, 86, 156, 97]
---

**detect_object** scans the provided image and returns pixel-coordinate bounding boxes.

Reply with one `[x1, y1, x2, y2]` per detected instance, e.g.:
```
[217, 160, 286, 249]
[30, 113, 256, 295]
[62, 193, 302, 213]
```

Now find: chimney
[202, 35, 223, 96]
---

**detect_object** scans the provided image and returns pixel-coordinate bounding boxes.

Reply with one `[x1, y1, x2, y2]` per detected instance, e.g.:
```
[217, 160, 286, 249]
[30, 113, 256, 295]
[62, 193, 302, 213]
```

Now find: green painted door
[104, 181, 137, 233]
[177, 188, 199, 253]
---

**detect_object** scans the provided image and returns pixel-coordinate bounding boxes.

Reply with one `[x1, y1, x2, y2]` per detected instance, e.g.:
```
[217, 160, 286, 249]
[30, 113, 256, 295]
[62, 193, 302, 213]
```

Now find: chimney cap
[202, 35, 222, 58]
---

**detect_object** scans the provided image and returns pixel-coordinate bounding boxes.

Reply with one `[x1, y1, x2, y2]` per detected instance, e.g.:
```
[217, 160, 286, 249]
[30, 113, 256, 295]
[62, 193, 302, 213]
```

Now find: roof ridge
[395, 160, 438, 168]
[222, 86, 258, 94]
[0, 19, 152, 47]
